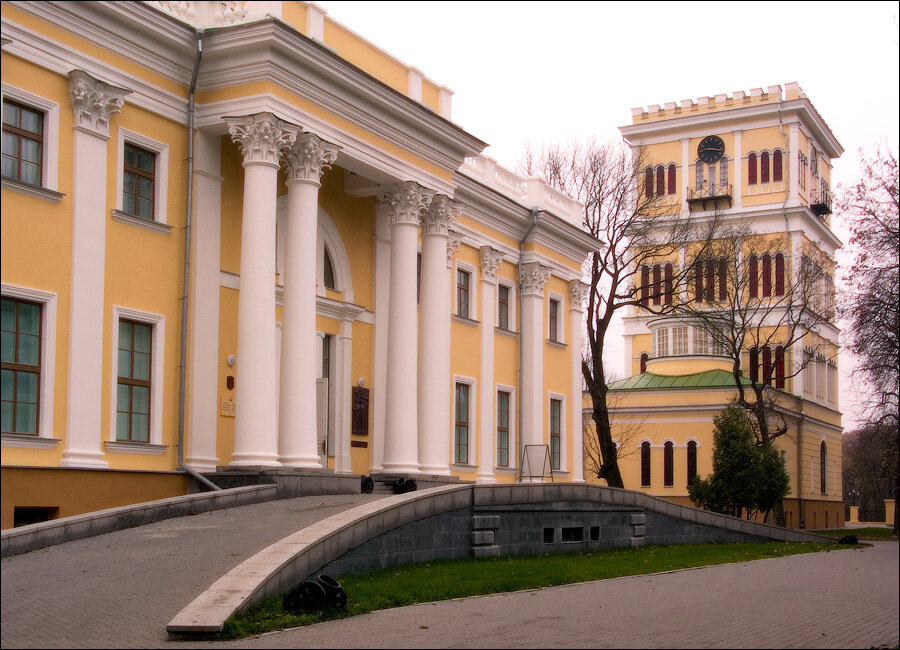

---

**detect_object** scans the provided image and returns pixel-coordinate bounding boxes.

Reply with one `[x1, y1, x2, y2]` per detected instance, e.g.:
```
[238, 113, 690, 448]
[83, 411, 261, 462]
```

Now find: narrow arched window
[762, 254, 772, 297]
[748, 153, 758, 185]
[762, 346, 773, 385]
[705, 261, 715, 302]
[667, 164, 676, 194]
[687, 441, 698, 487]
[718, 258, 727, 301]
[323, 247, 336, 290]
[694, 261, 704, 302]
[750, 347, 759, 383]
[761, 151, 770, 184]
[652, 264, 662, 305]
[719, 156, 728, 189]
[664, 263, 673, 305]
[695, 160, 704, 188]
[645, 167, 654, 198]
[774, 253, 785, 296]
[773, 150, 783, 182]
[664, 441, 674, 487]
[641, 265, 650, 307]
[820, 442, 827, 494]
[775, 346, 785, 389]
[641, 441, 651, 487]
[656, 166, 665, 197]
[749, 255, 759, 299]
[640, 353, 648, 374]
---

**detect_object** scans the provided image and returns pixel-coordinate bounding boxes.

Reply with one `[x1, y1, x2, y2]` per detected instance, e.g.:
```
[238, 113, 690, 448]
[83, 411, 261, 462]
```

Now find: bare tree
[521, 140, 720, 487]
[842, 422, 900, 524]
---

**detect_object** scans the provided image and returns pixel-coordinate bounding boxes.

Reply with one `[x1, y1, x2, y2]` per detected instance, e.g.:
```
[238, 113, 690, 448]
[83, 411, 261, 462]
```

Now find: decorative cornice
[376, 182, 434, 227]
[479, 247, 503, 284]
[446, 232, 462, 268]
[68, 69, 131, 138]
[421, 194, 460, 237]
[519, 262, 551, 297]
[284, 132, 340, 184]
[569, 280, 590, 310]
[225, 112, 299, 166]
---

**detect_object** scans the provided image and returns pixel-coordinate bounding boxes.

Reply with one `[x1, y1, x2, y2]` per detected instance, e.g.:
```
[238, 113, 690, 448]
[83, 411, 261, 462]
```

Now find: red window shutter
[656, 166, 665, 196]
[718, 258, 727, 301]
[694, 261, 704, 302]
[687, 441, 698, 486]
[773, 150, 783, 182]
[748, 153, 757, 185]
[641, 442, 651, 486]
[668, 164, 676, 194]
[705, 261, 715, 302]
[645, 168, 653, 198]
[749, 255, 758, 298]
[641, 265, 650, 306]
[652, 264, 662, 305]
[762, 254, 772, 297]
[774, 253, 785, 296]
[750, 347, 759, 383]
[761, 152, 770, 184]
[664, 442, 674, 487]
[664, 263, 673, 304]
[762, 346, 773, 385]
[775, 346, 785, 388]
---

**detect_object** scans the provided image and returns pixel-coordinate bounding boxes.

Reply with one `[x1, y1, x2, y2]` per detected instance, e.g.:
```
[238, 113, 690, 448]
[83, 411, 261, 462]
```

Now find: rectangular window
[653, 328, 668, 358]
[497, 390, 510, 467]
[549, 299, 560, 342]
[1, 298, 41, 434]
[672, 326, 688, 356]
[123, 142, 155, 220]
[116, 319, 152, 442]
[693, 327, 708, 356]
[456, 269, 470, 319]
[454, 382, 469, 464]
[550, 398, 561, 470]
[498, 284, 509, 330]
[2, 100, 44, 186]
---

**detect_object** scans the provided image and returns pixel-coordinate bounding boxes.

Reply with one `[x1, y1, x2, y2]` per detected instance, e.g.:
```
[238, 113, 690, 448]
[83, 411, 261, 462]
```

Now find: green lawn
[224, 541, 852, 639]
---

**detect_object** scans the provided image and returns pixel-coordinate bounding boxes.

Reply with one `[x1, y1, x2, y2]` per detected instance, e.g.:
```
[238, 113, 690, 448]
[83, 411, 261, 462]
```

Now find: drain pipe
[516, 209, 540, 477]
[177, 30, 219, 492]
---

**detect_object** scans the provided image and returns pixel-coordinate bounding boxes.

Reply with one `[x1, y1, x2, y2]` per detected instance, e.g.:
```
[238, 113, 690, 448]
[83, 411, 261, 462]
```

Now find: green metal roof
[608, 369, 751, 391]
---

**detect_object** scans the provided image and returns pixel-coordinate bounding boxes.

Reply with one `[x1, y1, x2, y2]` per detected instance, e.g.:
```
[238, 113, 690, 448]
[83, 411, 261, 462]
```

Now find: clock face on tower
[697, 135, 725, 163]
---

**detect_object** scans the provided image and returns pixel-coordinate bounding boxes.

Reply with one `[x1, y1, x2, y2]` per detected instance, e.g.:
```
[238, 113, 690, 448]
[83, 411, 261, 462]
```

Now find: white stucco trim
[1, 82, 60, 191]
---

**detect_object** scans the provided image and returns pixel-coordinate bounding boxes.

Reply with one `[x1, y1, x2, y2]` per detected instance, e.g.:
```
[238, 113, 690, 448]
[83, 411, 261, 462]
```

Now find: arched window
[762, 254, 772, 297]
[664, 441, 674, 487]
[640, 353, 648, 374]
[774, 253, 785, 296]
[820, 442, 827, 494]
[667, 164, 676, 194]
[749, 255, 759, 299]
[656, 166, 665, 197]
[718, 258, 727, 301]
[760, 151, 770, 184]
[664, 263, 673, 305]
[641, 265, 650, 307]
[719, 156, 728, 189]
[695, 160, 704, 188]
[750, 346, 759, 383]
[652, 264, 662, 305]
[775, 346, 785, 389]
[323, 247, 336, 290]
[748, 153, 758, 185]
[641, 441, 651, 487]
[773, 150, 783, 182]
[645, 167, 654, 198]
[694, 260, 704, 302]
[705, 261, 715, 302]
[687, 440, 698, 487]
[762, 346, 773, 384]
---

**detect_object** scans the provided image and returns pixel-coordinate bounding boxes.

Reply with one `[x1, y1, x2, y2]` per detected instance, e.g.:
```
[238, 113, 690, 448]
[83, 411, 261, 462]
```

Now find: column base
[418, 464, 452, 476]
[380, 462, 422, 475]
[229, 454, 282, 468]
[59, 449, 109, 469]
[278, 455, 324, 469]
[475, 473, 498, 484]
[182, 456, 220, 472]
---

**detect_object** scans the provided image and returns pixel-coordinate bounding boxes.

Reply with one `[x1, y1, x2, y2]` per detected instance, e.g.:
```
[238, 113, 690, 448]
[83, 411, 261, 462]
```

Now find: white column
[225, 112, 298, 467]
[417, 195, 458, 475]
[476, 247, 503, 483]
[569, 281, 589, 483]
[332, 318, 354, 473]
[788, 123, 800, 206]
[519, 262, 551, 454]
[60, 70, 129, 468]
[186, 130, 223, 471]
[370, 209, 391, 472]
[733, 130, 743, 208]
[278, 133, 339, 467]
[379, 182, 433, 473]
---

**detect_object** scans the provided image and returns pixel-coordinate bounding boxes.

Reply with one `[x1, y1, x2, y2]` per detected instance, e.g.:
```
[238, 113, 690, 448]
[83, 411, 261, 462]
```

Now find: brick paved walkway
[2, 495, 897, 649]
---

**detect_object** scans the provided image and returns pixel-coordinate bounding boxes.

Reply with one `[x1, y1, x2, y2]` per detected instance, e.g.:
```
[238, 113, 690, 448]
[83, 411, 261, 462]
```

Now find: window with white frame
[672, 326, 688, 356]
[115, 129, 169, 227]
[652, 328, 668, 358]
[1, 84, 59, 193]
[497, 389, 510, 467]
[497, 283, 512, 331]
[453, 378, 475, 464]
[549, 395, 564, 470]
[548, 297, 560, 342]
[455, 264, 475, 320]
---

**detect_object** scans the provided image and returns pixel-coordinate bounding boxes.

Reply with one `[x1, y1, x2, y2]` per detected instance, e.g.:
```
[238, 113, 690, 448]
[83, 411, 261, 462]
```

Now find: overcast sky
[316, 1, 900, 430]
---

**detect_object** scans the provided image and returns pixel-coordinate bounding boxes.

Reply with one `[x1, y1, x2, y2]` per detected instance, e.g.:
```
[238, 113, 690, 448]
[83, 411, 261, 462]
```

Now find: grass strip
[816, 527, 897, 541]
[223, 541, 850, 639]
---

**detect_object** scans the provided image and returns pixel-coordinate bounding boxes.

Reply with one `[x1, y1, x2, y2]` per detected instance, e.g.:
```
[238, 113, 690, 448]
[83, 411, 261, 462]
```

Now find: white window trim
[109, 306, 165, 445]
[452, 374, 476, 466]
[547, 392, 566, 472]
[496, 279, 517, 332]
[495, 383, 516, 469]
[1, 83, 60, 191]
[115, 128, 169, 225]
[547, 291, 564, 344]
[1, 283, 57, 441]
[454, 261, 477, 321]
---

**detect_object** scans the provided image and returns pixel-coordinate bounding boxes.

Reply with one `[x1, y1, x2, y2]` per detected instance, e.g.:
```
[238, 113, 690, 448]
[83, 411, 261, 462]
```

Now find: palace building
[586, 84, 844, 528]
[0, 1, 598, 528]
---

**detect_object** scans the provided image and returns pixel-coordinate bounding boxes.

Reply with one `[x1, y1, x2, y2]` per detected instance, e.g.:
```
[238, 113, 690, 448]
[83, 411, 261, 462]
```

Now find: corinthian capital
[68, 70, 130, 138]
[421, 194, 461, 237]
[376, 182, 434, 226]
[519, 262, 551, 297]
[480, 247, 503, 284]
[225, 112, 299, 166]
[284, 132, 340, 183]
[569, 280, 590, 310]
[446, 232, 462, 268]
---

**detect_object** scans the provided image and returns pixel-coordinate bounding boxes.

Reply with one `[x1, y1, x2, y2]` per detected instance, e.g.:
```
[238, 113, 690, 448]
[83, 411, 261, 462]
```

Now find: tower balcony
[809, 189, 832, 219]
[687, 184, 733, 211]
